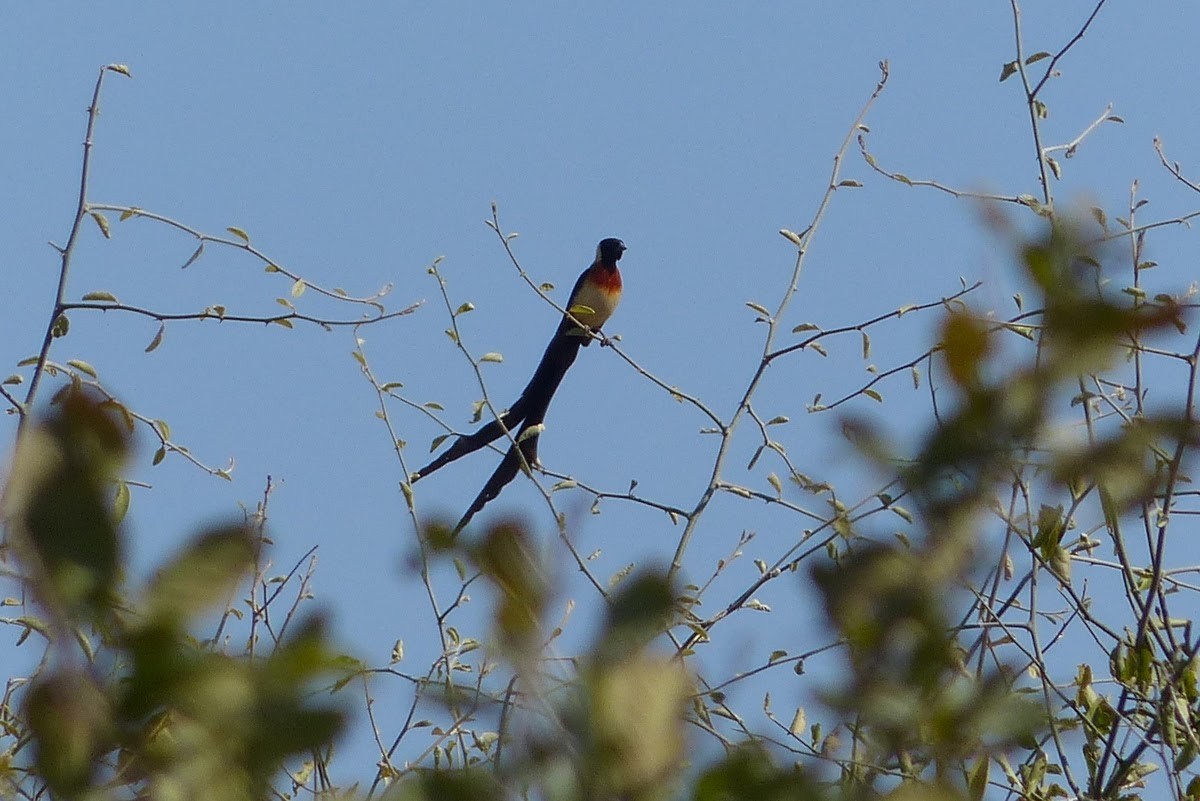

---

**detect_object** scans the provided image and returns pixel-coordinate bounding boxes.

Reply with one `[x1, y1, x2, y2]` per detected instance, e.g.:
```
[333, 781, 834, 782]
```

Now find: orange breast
[570, 265, 623, 328]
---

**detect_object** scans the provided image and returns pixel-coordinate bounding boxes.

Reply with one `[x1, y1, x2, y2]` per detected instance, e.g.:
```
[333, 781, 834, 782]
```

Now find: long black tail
[413, 331, 584, 532]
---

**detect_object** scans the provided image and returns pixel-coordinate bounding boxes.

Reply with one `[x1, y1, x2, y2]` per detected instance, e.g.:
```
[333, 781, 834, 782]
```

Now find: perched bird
[413, 238, 627, 533]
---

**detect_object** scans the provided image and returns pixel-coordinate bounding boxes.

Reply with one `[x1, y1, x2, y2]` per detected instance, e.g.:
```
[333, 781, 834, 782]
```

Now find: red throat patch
[590, 263, 623, 293]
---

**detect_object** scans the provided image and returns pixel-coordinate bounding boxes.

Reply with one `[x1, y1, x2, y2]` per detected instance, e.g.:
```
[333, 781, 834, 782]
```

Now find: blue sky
[4, 2, 1200, 790]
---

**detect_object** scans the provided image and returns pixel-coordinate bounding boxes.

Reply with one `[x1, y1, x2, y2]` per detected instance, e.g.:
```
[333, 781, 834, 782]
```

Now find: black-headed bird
[413, 237, 627, 532]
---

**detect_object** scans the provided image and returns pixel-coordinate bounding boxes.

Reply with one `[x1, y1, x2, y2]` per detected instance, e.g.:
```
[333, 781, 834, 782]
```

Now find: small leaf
[154, 419, 172, 439]
[999, 60, 1019, 82]
[227, 226, 250, 243]
[82, 291, 119, 303]
[119, 207, 141, 221]
[180, 242, 204, 269]
[539, 282, 555, 292]
[3, 374, 22, 386]
[767, 472, 783, 496]
[380, 382, 403, 391]
[1107, 115, 1124, 124]
[113, 480, 131, 523]
[792, 322, 819, 333]
[837, 179, 862, 188]
[479, 352, 504, 364]
[779, 228, 804, 246]
[789, 708, 806, 736]
[66, 359, 97, 378]
[910, 366, 921, 389]
[423, 401, 444, 411]
[808, 343, 827, 357]
[264, 263, 279, 273]
[291, 279, 307, 298]
[89, 211, 111, 239]
[152, 447, 166, 466]
[1024, 51, 1052, 65]
[863, 388, 882, 402]
[106, 64, 132, 77]
[270, 318, 294, 329]
[517, 423, 544, 443]
[860, 331, 871, 359]
[766, 415, 789, 426]
[745, 301, 771, 316]
[144, 323, 165, 353]
[567, 304, 595, 316]
[456, 302, 475, 315]
[429, 434, 450, 453]
[276, 297, 295, 310]
[1047, 156, 1061, 180]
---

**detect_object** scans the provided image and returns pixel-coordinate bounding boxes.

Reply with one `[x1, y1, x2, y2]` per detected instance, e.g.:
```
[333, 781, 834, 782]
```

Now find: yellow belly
[568, 278, 621, 330]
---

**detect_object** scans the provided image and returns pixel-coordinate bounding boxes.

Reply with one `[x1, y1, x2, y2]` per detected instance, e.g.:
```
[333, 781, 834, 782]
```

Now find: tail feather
[413, 333, 582, 530]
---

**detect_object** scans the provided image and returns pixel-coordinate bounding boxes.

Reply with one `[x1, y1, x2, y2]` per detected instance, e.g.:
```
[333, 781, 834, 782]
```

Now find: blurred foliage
[2, 388, 345, 800]
[5, 218, 1198, 800]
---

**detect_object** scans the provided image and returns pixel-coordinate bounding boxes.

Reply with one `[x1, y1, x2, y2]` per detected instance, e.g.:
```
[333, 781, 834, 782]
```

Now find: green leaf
[779, 228, 804, 246]
[119, 206, 141, 221]
[89, 211, 111, 239]
[478, 352, 504, 364]
[429, 433, 450, 453]
[863, 388, 882, 402]
[3, 374, 22, 386]
[81, 291, 119, 303]
[999, 60, 1019, 82]
[106, 63, 132, 77]
[52, 314, 70, 338]
[152, 446, 166, 466]
[567, 304, 595, 316]
[143, 525, 254, 625]
[144, 323, 165, 353]
[837, 179, 863, 188]
[745, 301, 771, 316]
[180, 242, 204, 269]
[67, 359, 97, 378]
[1024, 51, 1052, 65]
[423, 401, 444, 411]
[516, 423, 544, 443]
[113, 480, 130, 523]
[291, 279, 307, 298]
[270, 318, 294, 329]
[968, 757, 990, 801]
[227, 226, 250, 243]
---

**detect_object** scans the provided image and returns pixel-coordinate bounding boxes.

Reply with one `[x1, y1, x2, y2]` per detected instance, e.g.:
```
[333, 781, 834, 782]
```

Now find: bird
[413, 237, 627, 533]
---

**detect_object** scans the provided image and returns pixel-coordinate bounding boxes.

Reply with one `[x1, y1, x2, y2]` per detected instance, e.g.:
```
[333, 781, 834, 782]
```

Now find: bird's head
[596, 238, 627, 265]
